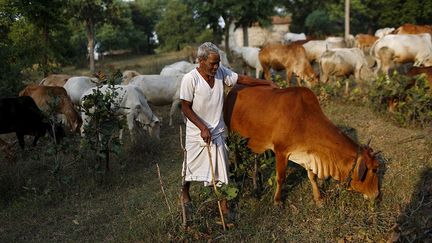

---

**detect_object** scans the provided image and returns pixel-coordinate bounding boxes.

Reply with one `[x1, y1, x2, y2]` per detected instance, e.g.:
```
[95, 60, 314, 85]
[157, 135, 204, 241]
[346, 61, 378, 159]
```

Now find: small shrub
[369, 72, 432, 127]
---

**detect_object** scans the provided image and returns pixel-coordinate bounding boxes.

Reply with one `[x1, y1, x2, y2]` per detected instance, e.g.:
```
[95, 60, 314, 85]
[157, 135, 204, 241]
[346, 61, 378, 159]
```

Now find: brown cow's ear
[357, 159, 367, 181]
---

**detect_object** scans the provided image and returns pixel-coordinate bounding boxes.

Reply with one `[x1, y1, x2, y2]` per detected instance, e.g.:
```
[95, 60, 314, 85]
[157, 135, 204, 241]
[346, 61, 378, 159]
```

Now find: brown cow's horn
[366, 138, 372, 147]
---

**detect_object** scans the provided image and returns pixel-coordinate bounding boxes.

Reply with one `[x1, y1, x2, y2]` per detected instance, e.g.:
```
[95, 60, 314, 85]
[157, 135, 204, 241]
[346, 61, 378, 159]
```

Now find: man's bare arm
[181, 100, 211, 144]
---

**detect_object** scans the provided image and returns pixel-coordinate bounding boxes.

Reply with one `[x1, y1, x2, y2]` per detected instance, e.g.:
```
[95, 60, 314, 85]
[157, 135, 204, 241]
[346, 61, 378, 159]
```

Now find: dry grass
[1, 54, 431, 242]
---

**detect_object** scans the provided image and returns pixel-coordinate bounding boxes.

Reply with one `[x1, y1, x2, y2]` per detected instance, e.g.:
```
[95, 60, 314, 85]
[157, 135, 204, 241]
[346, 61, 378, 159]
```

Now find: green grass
[1, 54, 431, 242]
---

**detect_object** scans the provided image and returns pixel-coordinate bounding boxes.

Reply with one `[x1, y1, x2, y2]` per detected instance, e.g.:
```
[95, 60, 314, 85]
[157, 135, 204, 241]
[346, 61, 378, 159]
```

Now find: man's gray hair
[197, 42, 220, 60]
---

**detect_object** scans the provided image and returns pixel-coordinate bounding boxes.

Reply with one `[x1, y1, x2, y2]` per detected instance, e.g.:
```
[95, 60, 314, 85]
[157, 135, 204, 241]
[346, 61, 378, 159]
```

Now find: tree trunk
[224, 19, 231, 57]
[86, 18, 95, 73]
[242, 24, 249, 47]
[42, 23, 49, 77]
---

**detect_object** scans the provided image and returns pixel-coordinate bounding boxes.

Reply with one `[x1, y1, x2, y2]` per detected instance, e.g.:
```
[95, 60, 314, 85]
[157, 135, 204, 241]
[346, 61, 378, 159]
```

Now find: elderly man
[180, 42, 276, 218]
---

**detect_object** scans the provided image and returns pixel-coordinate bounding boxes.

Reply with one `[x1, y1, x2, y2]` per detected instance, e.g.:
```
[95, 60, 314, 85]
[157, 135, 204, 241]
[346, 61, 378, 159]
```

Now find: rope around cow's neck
[343, 146, 361, 189]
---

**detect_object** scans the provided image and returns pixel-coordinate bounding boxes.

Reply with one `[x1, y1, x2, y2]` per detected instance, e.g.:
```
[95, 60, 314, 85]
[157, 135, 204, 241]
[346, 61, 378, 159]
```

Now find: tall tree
[10, 0, 66, 76]
[155, 0, 201, 51]
[69, 0, 128, 73]
[233, 0, 276, 46]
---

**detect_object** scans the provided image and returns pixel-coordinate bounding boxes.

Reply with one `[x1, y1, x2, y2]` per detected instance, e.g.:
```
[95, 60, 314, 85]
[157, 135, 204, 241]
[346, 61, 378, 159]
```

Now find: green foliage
[226, 132, 275, 197]
[305, 9, 340, 36]
[80, 70, 125, 175]
[368, 73, 432, 127]
[155, 0, 202, 52]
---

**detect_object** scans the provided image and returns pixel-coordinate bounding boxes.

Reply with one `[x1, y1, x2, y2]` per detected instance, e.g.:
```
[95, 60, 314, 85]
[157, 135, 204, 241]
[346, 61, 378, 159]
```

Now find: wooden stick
[179, 126, 187, 228]
[206, 144, 226, 231]
[156, 163, 174, 223]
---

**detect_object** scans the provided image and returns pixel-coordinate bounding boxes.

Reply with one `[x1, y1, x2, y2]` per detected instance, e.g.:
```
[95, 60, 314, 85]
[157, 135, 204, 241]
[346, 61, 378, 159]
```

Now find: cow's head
[348, 145, 381, 201]
[134, 104, 160, 140]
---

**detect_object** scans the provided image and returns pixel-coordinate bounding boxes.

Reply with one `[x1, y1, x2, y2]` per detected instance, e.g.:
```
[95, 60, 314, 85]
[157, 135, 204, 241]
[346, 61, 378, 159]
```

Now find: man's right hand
[200, 126, 211, 145]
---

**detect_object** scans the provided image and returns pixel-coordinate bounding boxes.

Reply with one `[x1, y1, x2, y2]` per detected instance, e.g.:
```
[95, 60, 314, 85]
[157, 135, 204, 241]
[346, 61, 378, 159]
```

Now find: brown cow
[355, 34, 378, 54]
[393, 23, 432, 37]
[224, 84, 380, 206]
[259, 43, 318, 87]
[19, 84, 82, 133]
[39, 74, 72, 87]
[406, 66, 432, 90]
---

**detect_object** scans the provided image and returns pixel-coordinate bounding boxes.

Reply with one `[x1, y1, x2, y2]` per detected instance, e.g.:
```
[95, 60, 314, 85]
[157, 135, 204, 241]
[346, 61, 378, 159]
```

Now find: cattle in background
[370, 34, 432, 75]
[0, 96, 64, 149]
[302, 37, 348, 63]
[39, 74, 72, 87]
[129, 74, 183, 126]
[406, 66, 432, 91]
[282, 32, 306, 44]
[63, 76, 100, 105]
[393, 23, 432, 37]
[319, 48, 375, 84]
[231, 46, 263, 78]
[224, 85, 381, 206]
[159, 61, 197, 77]
[19, 84, 82, 133]
[259, 43, 318, 87]
[355, 34, 378, 54]
[80, 84, 160, 142]
[374, 27, 395, 38]
[122, 70, 141, 85]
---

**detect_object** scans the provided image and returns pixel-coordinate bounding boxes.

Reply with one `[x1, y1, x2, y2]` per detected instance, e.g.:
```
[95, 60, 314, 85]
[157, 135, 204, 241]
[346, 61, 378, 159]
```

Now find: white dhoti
[183, 127, 230, 186]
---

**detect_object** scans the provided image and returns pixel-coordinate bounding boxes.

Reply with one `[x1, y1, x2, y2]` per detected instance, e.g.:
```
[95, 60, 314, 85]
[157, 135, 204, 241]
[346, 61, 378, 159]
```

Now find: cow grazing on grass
[39, 74, 71, 87]
[80, 85, 160, 141]
[259, 43, 318, 87]
[0, 96, 64, 149]
[224, 85, 381, 206]
[319, 48, 375, 83]
[19, 84, 82, 133]
[129, 74, 183, 126]
[370, 34, 432, 75]
[231, 46, 263, 78]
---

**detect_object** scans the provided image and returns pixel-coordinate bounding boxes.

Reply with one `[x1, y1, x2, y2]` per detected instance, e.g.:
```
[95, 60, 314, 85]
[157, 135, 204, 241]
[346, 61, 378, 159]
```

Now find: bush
[369, 72, 432, 127]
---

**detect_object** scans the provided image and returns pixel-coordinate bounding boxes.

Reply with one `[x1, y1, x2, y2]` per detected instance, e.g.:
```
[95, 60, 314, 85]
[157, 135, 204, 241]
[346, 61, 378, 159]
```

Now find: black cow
[0, 96, 64, 148]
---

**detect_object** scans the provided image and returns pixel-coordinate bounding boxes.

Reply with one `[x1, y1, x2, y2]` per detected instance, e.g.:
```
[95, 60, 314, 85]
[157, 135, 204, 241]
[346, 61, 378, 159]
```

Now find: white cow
[319, 48, 375, 83]
[282, 32, 307, 44]
[370, 33, 432, 74]
[160, 61, 197, 76]
[231, 46, 263, 78]
[80, 84, 160, 141]
[303, 37, 348, 63]
[129, 75, 183, 126]
[122, 70, 141, 84]
[63, 76, 100, 105]
[374, 27, 395, 38]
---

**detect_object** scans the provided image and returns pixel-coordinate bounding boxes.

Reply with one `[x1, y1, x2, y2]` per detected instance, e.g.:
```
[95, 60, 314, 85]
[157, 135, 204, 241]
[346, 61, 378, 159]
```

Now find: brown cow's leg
[274, 152, 287, 206]
[285, 70, 292, 87]
[307, 170, 323, 207]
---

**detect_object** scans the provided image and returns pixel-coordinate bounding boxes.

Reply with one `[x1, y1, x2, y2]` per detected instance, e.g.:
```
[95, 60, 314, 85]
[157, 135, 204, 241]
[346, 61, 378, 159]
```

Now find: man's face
[199, 51, 220, 77]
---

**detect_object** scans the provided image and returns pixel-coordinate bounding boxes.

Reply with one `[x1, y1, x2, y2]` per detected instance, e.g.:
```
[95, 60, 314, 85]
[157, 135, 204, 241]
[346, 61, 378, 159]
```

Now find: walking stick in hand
[205, 143, 227, 231]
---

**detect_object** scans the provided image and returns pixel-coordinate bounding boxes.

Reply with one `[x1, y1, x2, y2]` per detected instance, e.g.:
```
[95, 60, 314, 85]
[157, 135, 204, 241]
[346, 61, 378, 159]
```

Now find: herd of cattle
[234, 23, 432, 89]
[1, 23, 431, 204]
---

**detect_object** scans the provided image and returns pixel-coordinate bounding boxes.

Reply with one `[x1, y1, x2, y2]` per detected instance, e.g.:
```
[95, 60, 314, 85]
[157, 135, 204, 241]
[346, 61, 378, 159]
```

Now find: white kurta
[180, 65, 238, 186]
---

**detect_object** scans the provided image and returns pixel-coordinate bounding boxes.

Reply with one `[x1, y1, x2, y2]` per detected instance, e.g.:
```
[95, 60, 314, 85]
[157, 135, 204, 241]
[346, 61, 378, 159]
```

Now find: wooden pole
[345, 0, 350, 41]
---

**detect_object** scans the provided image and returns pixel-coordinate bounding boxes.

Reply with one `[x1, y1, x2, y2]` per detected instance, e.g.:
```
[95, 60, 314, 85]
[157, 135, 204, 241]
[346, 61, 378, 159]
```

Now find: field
[1, 53, 431, 242]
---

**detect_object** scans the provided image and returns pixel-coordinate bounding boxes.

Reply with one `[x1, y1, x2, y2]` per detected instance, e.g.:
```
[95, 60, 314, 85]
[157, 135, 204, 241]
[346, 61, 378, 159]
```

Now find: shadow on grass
[391, 167, 432, 242]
